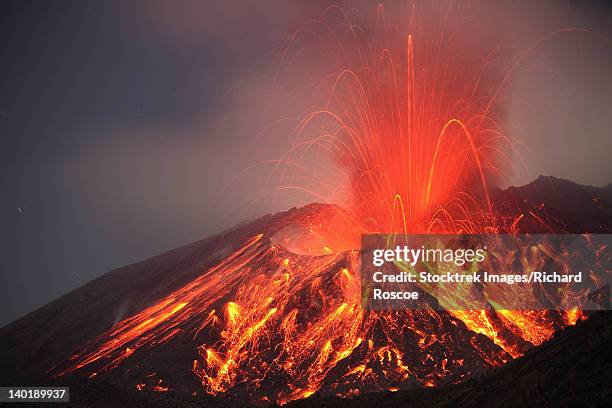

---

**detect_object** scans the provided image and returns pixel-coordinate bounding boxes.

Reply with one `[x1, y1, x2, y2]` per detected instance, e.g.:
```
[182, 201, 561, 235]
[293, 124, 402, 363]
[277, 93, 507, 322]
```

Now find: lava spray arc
[56, 3, 584, 404]
[277, 2, 514, 238]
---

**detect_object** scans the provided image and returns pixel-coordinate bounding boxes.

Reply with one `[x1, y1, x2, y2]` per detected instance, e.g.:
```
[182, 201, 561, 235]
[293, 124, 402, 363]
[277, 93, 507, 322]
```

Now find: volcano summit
[1, 176, 611, 406]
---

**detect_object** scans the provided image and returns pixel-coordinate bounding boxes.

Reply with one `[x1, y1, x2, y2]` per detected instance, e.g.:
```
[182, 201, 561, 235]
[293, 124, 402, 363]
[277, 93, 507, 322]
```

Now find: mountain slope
[1, 177, 610, 406]
[288, 310, 612, 408]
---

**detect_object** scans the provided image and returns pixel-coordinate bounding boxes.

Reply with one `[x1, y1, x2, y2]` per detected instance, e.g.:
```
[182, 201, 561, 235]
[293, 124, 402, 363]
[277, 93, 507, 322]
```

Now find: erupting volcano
[3, 176, 607, 406]
[1, 3, 610, 407]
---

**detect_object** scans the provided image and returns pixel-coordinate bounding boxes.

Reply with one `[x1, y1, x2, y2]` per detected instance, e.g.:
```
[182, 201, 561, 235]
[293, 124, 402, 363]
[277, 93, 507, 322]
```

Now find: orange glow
[54, 3, 593, 405]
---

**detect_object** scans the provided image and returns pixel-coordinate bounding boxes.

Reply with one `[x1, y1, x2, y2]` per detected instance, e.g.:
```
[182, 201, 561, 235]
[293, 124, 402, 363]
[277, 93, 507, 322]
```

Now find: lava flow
[55, 3, 590, 405]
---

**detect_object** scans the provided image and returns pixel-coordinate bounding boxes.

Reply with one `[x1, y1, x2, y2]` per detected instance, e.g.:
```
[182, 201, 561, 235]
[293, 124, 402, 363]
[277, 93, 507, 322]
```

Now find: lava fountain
[276, 2, 514, 239]
[55, 3, 585, 405]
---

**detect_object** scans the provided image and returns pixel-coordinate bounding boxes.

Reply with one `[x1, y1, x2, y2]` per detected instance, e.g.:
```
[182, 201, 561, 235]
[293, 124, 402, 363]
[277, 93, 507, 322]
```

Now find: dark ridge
[491, 175, 612, 233]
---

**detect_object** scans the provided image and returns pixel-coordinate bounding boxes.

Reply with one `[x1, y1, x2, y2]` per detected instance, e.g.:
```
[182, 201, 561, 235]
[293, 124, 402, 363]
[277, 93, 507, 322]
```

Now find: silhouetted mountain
[491, 175, 612, 233]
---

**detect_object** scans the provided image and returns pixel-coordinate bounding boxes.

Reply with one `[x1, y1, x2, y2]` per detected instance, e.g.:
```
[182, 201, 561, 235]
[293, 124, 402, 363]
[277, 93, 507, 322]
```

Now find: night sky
[1, 0, 611, 326]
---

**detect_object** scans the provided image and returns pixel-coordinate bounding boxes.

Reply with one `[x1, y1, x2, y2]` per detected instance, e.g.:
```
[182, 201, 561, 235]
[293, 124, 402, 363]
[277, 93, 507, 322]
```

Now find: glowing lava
[56, 3, 588, 405]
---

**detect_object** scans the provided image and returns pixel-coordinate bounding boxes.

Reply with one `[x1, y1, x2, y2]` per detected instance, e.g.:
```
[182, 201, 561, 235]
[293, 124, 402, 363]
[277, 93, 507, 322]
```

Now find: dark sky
[1, 0, 611, 326]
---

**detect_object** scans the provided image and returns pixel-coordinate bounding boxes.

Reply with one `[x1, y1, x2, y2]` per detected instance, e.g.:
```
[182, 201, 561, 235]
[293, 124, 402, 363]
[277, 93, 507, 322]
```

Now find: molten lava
[55, 3, 589, 405]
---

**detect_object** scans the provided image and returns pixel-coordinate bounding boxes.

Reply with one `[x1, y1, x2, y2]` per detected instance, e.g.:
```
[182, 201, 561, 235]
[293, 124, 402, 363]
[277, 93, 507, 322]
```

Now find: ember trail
[55, 3, 585, 405]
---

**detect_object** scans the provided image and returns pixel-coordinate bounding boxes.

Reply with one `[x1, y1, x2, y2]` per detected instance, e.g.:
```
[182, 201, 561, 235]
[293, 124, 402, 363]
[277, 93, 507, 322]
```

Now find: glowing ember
[55, 3, 589, 405]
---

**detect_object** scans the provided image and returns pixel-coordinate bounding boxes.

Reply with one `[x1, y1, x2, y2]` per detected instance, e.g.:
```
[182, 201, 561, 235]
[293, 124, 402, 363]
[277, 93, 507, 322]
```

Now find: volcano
[1, 176, 610, 406]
